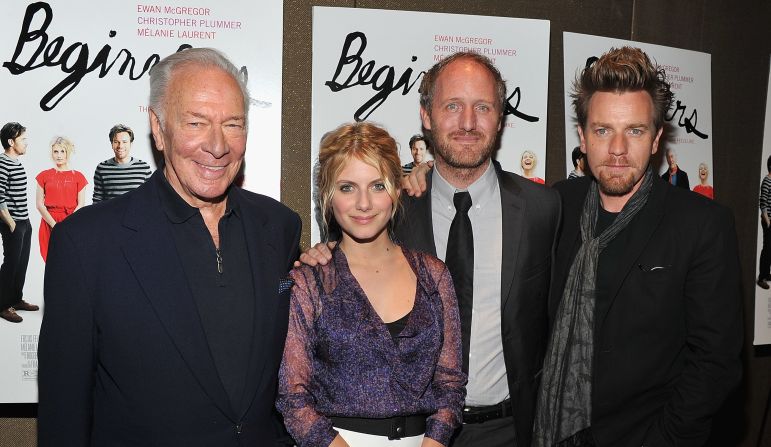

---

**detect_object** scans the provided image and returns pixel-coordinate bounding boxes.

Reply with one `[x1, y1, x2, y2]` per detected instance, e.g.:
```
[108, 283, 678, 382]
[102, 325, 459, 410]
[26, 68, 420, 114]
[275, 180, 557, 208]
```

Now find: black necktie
[445, 191, 473, 373]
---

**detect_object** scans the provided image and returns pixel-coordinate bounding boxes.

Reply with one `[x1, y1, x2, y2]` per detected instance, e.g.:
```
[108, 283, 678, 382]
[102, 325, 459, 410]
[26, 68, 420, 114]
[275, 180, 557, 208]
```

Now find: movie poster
[0, 0, 283, 403]
[755, 58, 771, 346]
[311, 7, 551, 242]
[563, 32, 713, 199]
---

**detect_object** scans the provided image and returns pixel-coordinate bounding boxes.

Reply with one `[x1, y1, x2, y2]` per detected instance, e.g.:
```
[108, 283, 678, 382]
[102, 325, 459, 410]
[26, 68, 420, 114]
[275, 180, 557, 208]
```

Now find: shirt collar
[432, 161, 498, 209]
[156, 170, 240, 224]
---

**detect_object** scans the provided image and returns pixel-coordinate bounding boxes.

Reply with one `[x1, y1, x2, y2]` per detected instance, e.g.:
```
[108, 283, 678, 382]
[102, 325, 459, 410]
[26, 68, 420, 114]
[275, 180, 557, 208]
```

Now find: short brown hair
[316, 122, 402, 241]
[572, 46, 673, 131]
[109, 124, 134, 143]
[408, 134, 429, 150]
[1, 122, 26, 150]
[419, 51, 507, 115]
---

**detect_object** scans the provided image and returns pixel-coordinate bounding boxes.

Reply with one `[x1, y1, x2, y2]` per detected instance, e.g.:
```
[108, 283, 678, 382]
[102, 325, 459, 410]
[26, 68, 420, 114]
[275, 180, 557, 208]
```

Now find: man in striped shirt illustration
[758, 155, 771, 289]
[92, 124, 152, 203]
[0, 122, 38, 323]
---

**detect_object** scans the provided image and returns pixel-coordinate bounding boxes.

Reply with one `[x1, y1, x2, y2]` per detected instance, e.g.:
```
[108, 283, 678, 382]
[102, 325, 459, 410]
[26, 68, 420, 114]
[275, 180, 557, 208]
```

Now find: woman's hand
[421, 437, 444, 447]
[328, 434, 350, 447]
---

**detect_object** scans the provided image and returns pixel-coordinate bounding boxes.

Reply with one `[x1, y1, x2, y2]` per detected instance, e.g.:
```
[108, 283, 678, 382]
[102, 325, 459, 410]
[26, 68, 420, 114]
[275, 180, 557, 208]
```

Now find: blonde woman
[520, 150, 544, 184]
[278, 122, 465, 447]
[35, 136, 87, 261]
[692, 162, 714, 199]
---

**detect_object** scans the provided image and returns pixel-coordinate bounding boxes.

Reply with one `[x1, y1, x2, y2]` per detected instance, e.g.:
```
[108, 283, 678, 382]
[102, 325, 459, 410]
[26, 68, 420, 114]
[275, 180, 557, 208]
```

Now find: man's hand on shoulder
[402, 161, 433, 197]
[294, 241, 336, 267]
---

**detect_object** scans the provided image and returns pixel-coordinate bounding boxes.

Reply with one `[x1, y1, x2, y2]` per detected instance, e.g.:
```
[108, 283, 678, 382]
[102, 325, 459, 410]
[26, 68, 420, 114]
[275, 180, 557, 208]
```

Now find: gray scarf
[533, 168, 655, 446]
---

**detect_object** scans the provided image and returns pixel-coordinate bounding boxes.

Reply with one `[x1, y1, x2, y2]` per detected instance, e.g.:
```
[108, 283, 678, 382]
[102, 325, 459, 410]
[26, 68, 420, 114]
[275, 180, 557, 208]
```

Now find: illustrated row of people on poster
[0, 122, 151, 323]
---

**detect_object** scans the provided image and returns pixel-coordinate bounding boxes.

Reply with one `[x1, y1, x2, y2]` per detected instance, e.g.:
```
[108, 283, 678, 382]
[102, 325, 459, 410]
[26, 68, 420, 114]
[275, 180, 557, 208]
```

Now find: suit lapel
[236, 192, 278, 418]
[496, 163, 524, 309]
[121, 179, 234, 420]
[596, 179, 668, 327]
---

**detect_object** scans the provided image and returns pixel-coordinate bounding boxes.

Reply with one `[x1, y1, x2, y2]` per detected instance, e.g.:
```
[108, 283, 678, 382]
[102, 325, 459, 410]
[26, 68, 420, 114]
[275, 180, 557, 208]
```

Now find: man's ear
[149, 109, 164, 152]
[577, 126, 588, 155]
[651, 127, 663, 155]
[420, 106, 432, 131]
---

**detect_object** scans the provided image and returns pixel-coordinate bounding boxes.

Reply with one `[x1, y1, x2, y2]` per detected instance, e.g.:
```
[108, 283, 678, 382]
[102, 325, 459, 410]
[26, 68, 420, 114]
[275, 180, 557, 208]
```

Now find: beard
[597, 172, 638, 196]
[595, 161, 649, 197]
[431, 130, 497, 170]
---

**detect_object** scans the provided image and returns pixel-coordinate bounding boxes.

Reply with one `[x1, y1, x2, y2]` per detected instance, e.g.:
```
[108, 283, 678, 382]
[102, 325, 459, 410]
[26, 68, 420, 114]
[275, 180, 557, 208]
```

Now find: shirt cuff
[425, 418, 454, 446]
[302, 417, 338, 447]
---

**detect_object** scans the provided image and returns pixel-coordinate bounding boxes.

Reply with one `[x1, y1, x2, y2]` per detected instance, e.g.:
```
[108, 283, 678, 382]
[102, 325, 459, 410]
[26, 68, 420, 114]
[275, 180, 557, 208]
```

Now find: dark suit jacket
[551, 176, 742, 446]
[661, 166, 690, 189]
[38, 172, 301, 447]
[396, 161, 560, 447]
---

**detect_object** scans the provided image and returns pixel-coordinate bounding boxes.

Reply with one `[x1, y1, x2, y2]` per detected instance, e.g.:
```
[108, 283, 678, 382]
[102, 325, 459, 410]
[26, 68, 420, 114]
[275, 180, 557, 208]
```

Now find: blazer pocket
[636, 263, 673, 284]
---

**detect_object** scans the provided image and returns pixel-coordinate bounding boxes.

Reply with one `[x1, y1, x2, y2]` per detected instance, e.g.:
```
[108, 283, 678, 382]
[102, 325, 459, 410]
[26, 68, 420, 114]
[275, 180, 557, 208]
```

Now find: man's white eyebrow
[183, 111, 245, 122]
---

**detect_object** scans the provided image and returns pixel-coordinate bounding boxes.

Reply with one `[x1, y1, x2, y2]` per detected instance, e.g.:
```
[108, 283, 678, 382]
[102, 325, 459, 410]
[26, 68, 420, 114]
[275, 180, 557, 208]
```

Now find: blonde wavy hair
[316, 122, 402, 241]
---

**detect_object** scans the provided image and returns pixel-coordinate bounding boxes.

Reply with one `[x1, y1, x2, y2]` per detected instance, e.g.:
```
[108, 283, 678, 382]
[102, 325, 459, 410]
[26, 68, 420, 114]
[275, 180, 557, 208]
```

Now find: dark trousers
[450, 415, 516, 447]
[760, 218, 771, 280]
[0, 219, 31, 309]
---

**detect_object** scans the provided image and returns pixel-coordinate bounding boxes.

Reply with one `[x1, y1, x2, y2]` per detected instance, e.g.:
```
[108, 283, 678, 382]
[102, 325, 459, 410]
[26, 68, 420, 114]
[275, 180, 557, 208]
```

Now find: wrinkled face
[331, 157, 394, 244]
[578, 90, 662, 200]
[111, 132, 133, 164]
[420, 59, 501, 171]
[521, 151, 535, 171]
[666, 151, 676, 168]
[52, 145, 68, 167]
[411, 139, 427, 164]
[150, 65, 247, 208]
[699, 164, 708, 180]
[8, 132, 28, 156]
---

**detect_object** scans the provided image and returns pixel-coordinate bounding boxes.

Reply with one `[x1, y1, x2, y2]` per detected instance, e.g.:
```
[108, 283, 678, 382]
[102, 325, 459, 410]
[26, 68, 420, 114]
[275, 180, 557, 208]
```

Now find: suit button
[396, 426, 403, 435]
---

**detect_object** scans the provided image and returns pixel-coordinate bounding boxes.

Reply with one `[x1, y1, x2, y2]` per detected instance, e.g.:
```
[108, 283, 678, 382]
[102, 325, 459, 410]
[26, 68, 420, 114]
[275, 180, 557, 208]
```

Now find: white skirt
[336, 427, 425, 446]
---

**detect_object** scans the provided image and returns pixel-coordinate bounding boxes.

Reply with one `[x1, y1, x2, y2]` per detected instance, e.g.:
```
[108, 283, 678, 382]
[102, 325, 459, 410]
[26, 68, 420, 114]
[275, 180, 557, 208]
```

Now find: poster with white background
[755, 58, 771, 346]
[563, 32, 713, 198]
[0, 0, 283, 403]
[311, 7, 550, 242]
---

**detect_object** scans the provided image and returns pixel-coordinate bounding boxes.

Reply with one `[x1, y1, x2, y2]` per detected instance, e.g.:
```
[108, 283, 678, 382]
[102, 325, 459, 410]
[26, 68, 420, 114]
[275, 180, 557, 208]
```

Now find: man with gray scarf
[534, 47, 742, 446]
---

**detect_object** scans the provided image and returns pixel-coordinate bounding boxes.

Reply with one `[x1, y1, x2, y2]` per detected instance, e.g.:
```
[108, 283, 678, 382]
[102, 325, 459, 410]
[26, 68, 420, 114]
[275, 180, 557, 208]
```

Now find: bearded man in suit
[533, 47, 742, 447]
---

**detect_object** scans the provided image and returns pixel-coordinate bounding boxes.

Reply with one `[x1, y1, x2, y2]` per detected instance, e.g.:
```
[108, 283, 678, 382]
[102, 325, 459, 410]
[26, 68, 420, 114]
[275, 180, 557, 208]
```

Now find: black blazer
[551, 176, 742, 446]
[38, 172, 301, 447]
[396, 161, 561, 447]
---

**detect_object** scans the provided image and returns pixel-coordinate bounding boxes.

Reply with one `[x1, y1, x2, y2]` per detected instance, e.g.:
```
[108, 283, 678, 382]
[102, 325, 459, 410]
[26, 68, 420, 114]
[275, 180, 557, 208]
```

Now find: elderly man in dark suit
[533, 47, 742, 447]
[661, 148, 690, 189]
[303, 51, 560, 447]
[37, 48, 301, 446]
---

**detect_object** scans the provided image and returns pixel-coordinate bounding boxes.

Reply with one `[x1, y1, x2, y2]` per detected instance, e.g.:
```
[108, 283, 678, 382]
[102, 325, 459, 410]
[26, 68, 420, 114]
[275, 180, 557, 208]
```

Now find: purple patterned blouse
[277, 246, 466, 447]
